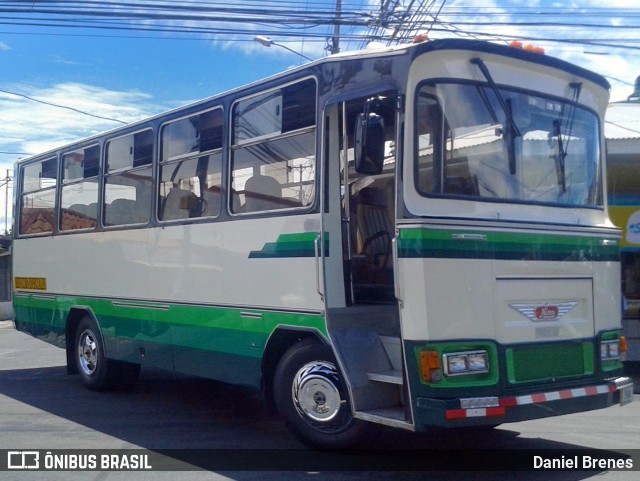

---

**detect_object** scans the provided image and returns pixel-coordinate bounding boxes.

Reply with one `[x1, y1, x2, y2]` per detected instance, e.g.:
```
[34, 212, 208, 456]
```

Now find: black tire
[273, 339, 369, 449]
[74, 316, 139, 391]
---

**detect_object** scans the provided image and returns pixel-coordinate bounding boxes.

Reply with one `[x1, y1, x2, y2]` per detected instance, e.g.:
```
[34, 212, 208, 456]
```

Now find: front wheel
[273, 339, 369, 449]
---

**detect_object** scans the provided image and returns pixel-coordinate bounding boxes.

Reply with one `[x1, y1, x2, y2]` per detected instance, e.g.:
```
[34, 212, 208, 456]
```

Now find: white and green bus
[13, 38, 633, 449]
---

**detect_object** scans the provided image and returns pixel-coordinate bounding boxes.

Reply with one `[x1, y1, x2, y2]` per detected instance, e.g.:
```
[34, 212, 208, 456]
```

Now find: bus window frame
[17, 155, 59, 238]
[157, 106, 224, 224]
[102, 128, 155, 229]
[59, 143, 101, 233]
[229, 76, 319, 217]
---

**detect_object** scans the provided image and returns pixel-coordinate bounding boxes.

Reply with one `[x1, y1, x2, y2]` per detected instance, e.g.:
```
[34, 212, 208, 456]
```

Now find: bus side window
[60, 144, 100, 231]
[19, 157, 58, 236]
[230, 78, 317, 214]
[104, 130, 153, 227]
[159, 108, 223, 222]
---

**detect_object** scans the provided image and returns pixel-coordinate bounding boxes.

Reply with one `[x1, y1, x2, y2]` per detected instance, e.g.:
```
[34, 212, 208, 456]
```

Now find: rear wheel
[273, 339, 369, 449]
[74, 316, 139, 391]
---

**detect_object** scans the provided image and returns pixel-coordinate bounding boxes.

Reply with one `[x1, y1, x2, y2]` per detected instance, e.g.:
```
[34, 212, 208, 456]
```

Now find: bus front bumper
[414, 377, 634, 429]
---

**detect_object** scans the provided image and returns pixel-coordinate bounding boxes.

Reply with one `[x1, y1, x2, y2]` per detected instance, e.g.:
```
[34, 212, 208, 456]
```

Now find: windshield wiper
[471, 58, 521, 175]
[553, 82, 582, 193]
[553, 119, 566, 192]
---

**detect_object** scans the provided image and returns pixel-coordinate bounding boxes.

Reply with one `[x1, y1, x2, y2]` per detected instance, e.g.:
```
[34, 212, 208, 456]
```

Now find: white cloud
[0, 82, 162, 165]
[0, 83, 166, 231]
[432, 1, 639, 101]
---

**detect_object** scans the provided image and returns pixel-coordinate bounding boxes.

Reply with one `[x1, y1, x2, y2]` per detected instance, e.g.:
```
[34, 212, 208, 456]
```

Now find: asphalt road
[1, 322, 639, 481]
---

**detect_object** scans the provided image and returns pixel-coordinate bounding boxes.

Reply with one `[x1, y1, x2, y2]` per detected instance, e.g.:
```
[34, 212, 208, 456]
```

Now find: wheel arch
[261, 326, 329, 413]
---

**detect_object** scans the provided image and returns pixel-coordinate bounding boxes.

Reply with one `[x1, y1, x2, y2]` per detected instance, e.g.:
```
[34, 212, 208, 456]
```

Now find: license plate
[620, 383, 634, 406]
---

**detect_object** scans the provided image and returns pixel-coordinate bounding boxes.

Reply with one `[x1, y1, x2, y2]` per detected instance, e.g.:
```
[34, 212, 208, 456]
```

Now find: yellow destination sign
[14, 277, 48, 290]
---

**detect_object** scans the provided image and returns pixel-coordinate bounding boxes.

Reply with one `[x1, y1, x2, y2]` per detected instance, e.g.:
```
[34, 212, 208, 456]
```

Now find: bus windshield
[415, 82, 602, 208]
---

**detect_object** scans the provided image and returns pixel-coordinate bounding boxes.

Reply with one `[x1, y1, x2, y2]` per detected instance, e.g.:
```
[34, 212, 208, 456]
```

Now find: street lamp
[254, 36, 313, 62]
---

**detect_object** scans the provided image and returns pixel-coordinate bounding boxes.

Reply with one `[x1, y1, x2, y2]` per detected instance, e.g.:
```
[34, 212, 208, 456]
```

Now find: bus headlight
[601, 340, 621, 360]
[443, 350, 489, 376]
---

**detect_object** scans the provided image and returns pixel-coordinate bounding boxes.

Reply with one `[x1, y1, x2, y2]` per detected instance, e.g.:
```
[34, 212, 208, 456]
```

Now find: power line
[357, 2, 640, 51]
[0, 1, 638, 53]
[0, 87, 128, 124]
[606, 119, 640, 136]
[0, 0, 639, 135]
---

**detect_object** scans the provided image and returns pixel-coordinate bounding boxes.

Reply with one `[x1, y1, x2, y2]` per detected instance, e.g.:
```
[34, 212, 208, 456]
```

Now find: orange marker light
[420, 350, 442, 382]
[524, 44, 545, 54]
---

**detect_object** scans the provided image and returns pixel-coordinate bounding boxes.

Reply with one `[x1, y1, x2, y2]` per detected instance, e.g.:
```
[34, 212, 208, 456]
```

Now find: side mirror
[354, 112, 385, 175]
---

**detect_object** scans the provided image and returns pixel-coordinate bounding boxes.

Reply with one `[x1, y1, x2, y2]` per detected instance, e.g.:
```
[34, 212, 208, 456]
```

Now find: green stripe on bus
[398, 228, 619, 261]
[248, 232, 329, 258]
[13, 295, 328, 356]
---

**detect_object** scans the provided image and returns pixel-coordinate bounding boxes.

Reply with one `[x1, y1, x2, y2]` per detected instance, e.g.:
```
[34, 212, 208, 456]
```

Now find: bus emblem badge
[535, 306, 558, 320]
[510, 302, 578, 322]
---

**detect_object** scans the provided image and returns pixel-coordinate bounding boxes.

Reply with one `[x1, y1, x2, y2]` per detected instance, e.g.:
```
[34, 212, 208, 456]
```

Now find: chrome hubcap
[292, 361, 342, 423]
[78, 329, 98, 376]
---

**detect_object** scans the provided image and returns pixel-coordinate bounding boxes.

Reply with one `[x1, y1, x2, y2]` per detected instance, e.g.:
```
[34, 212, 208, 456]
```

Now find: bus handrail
[314, 233, 324, 302]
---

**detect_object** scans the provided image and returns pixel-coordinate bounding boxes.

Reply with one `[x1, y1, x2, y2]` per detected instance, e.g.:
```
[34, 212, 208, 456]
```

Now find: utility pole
[329, 0, 342, 54]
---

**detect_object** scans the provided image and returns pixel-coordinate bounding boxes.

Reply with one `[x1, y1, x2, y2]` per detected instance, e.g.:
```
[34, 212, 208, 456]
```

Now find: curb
[0, 320, 15, 329]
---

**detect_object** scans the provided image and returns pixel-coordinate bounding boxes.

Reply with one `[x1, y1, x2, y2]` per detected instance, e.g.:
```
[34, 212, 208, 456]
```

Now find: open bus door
[322, 92, 413, 431]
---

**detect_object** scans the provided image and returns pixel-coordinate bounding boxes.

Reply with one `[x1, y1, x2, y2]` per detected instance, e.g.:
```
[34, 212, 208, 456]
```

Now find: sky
[0, 0, 639, 231]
